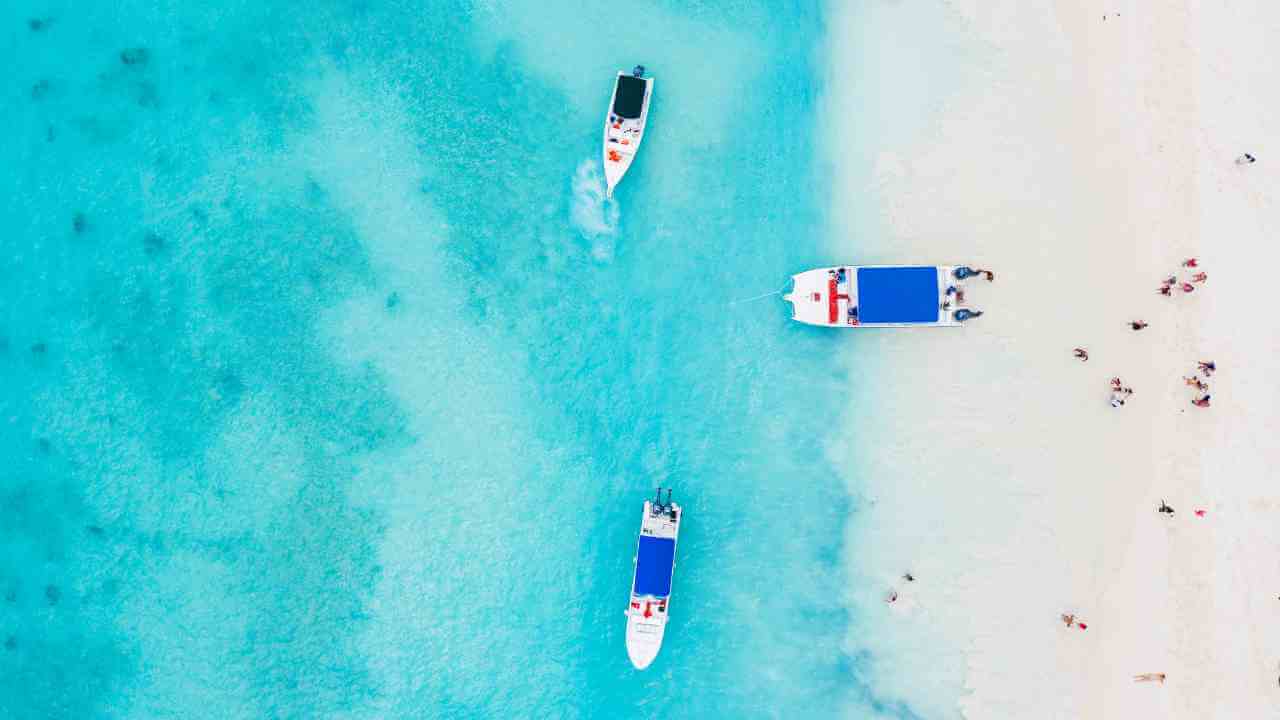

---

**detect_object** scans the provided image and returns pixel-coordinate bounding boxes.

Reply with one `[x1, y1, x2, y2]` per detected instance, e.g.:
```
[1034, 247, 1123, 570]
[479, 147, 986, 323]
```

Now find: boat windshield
[634, 535, 674, 597]
[612, 75, 647, 119]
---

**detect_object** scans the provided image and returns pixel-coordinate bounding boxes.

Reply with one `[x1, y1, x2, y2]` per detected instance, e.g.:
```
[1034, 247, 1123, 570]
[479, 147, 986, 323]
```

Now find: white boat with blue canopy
[625, 488, 681, 670]
[784, 265, 988, 327]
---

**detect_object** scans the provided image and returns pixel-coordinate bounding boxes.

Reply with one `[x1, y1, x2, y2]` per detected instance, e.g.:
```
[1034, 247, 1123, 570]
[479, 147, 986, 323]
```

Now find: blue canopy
[856, 267, 940, 324]
[634, 535, 675, 597]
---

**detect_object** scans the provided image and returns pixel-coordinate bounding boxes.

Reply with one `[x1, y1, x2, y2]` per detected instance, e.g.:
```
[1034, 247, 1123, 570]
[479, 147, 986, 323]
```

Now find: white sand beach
[824, 1, 1280, 717]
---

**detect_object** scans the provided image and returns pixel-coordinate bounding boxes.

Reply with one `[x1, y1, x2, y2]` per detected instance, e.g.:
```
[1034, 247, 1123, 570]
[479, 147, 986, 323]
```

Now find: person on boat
[1130, 320, 1148, 330]
[1192, 395, 1211, 408]
[954, 309, 983, 322]
[847, 306, 859, 325]
[1159, 500, 1175, 515]
[1198, 360, 1216, 375]
[1073, 348, 1089, 362]
[1191, 272, 1208, 283]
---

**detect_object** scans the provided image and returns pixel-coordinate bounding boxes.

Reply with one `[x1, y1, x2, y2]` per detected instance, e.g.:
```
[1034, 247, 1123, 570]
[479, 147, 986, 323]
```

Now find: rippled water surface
[0, 2, 863, 717]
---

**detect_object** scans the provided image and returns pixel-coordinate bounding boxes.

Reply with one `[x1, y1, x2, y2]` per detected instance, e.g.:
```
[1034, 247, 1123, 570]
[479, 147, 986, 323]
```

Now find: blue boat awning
[856, 267, 940, 324]
[634, 535, 675, 597]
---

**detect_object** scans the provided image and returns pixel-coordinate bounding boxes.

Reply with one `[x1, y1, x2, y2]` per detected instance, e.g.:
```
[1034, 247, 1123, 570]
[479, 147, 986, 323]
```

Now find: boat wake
[569, 158, 618, 261]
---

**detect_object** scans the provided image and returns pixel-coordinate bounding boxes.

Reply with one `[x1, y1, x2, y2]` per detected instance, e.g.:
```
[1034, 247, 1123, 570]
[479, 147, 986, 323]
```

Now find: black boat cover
[612, 75, 647, 119]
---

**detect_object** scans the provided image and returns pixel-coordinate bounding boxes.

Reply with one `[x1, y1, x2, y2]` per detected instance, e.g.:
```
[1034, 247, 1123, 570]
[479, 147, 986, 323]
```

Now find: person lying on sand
[1192, 395, 1211, 408]
[1130, 320, 1148, 330]
[1073, 348, 1089, 361]
[1191, 272, 1208, 283]
[1180, 282, 1195, 293]
[1157, 285, 1172, 296]
[1158, 500, 1175, 515]
[1199, 361, 1216, 376]
[1133, 673, 1167, 683]
[1111, 377, 1123, 391]
[1184, 376, 1208, 391]
[1060, 613, 1088, 630]
[973, 268, 995, 282]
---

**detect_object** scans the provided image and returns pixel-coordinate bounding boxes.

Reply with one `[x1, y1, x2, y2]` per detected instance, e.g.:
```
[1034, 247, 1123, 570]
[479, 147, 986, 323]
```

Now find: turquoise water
[0, 2, 910, 718]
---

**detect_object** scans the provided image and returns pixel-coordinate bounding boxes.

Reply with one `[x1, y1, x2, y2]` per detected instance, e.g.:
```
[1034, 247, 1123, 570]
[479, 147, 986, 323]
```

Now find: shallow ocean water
[0, 1, 909, 718]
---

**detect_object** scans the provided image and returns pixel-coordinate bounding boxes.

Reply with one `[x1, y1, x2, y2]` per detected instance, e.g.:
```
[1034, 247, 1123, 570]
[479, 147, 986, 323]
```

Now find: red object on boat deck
[828, 277, 839, 324]
[643, 602, 652, 619]
[631, 602, 640, 609]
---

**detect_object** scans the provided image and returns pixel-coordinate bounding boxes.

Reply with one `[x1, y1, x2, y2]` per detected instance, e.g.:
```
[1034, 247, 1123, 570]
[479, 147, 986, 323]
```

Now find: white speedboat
[784, 265, 990, 327]
[603, 66, 653, 198]
[625, 488, 681, 670]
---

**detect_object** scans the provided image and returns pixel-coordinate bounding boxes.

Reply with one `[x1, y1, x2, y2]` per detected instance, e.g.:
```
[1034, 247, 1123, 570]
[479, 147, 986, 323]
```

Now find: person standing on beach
[1159, 500, 1175, 515]
[1157, 285, 1172, 296]
[1130, 320, 1148, 330]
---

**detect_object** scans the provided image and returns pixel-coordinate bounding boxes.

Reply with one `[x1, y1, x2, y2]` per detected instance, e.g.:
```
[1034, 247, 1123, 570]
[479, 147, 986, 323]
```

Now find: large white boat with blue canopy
[784, 265, 988, 327]
[625, 488, 681, 670]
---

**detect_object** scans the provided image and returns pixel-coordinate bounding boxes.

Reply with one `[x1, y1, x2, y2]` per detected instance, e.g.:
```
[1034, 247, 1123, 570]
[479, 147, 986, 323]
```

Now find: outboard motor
[632, 65, 646, 78]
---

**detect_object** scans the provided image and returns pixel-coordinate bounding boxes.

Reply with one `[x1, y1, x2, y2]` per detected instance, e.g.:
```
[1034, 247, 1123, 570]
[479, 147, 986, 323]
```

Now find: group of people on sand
[1109, 377, 1135, 408]
[943, 266, 995, 322]
[1072, 258, 1216, 411]
[1185, 360, 1215, 408]
[1157, 257, 1208, 296]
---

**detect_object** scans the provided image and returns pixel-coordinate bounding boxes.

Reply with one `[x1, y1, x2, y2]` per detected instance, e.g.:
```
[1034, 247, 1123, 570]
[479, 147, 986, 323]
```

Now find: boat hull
[624, 499, 680, 670]
[603, 72, 653, 198]
[784, 265, 965, 328]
